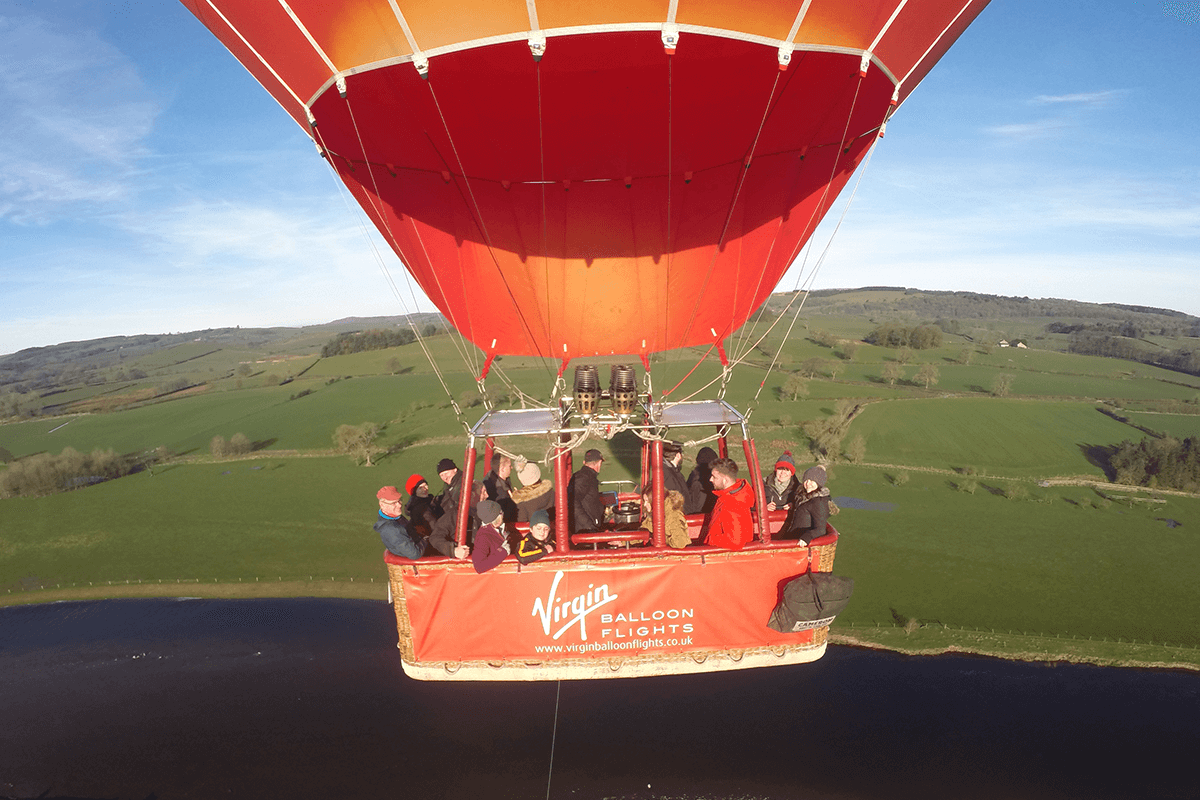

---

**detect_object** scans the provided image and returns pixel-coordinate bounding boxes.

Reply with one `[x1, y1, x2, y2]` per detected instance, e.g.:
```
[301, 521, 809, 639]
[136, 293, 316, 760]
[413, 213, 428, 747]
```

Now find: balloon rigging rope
[676, 70, 783, 350]
[310, 123, 465, 420]
[424, 81, 555, 375]
[662, 74, 877, 411]
[748, 131, 882, 411]
[731, 70, 868, 367]
[337, 93, 484, 388]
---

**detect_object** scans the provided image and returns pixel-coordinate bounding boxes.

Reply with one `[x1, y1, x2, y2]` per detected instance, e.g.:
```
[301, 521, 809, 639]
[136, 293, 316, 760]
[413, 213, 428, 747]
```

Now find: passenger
[640, 482, 688, 549]
[404, 474, 439, 539]
[686, 446, 719, 515]
[568, 448, 606, 534]
[429, 458, 479, 559]
[374, 485, 426, 560]
[515, 509, 555, 564]
[511, 460, 554, 523]
[483, 455, 518, 522]
[661, 441, 691, 499]
[701, 458, 755, 551]
[470, 499, 509, 573]
[764, 451, 800, 513]
[789, 465, 831, 545]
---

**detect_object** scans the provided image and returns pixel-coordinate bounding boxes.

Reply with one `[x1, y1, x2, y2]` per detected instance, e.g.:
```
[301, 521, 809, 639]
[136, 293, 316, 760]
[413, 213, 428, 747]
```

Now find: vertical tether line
[545, 680, 562, 800]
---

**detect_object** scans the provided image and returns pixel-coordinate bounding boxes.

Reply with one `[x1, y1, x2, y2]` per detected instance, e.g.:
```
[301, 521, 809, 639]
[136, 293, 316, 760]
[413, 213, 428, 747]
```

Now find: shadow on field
[1079, 443, 1117, 481]
[251, 438, 276, 452]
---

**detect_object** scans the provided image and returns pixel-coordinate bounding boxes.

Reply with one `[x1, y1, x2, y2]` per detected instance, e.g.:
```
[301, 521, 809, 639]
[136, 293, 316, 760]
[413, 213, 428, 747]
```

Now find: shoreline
[4, 583, 1197, 674]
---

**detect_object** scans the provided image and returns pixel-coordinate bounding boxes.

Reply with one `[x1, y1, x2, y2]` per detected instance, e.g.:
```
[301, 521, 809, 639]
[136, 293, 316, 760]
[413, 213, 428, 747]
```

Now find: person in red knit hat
[764, 451, 800, 513]
[404, 474, 439, 539]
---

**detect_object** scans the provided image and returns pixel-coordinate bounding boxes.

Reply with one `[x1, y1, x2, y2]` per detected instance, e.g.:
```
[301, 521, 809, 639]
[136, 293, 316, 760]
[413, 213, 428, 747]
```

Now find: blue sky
[1, 0, 1198, 356]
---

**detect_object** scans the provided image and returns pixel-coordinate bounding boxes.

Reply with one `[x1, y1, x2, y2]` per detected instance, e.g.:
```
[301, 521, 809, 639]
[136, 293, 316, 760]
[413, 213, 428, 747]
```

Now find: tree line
[0, 447, 136, 498]
[320, 328, 418, 357]
[864, 322, 943, 350]
[1109, 436, 1200, 491]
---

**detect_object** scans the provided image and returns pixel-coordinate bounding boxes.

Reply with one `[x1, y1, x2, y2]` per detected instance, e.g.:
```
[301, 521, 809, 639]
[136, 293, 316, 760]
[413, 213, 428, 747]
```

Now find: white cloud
[983, 118, 1071, 140]
[1033, 90, 1123, 106]
[0, 13, 158, 224]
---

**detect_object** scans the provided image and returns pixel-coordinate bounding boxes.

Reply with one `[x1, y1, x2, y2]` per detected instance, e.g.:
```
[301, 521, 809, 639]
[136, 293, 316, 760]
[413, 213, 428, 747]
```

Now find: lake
[1, 598, 1196, 799]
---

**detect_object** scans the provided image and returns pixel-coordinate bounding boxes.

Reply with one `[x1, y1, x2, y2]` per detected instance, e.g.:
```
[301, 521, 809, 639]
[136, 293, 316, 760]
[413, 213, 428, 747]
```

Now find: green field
[3, 299, 1199, 670]
[847, 398, 1135, 477]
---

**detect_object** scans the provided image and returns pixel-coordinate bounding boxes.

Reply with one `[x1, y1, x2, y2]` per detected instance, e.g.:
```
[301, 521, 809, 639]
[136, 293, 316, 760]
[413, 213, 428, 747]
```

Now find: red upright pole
[455, 443, 476, 548]
[651, 439, 666, 548]
[554, 434, 571, 554]
[743, 438, 769, 542]
[640, 439, 650, 493]
[717, 428, 728, 460]
[483, 437, 495, 476]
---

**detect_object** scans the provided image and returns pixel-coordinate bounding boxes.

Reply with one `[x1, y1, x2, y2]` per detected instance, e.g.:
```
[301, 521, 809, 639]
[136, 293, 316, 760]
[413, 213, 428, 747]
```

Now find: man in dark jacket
[429, 458, 476, 558]
[375, 485, 426, 560]
[483, 455, 518, 522]
[686, 446, 718, 515]
[568, 448, 606, 533]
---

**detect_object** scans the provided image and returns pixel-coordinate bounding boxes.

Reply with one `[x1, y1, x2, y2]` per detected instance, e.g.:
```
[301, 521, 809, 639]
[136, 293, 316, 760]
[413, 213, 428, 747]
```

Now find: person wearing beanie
[428, 457, 481, 558]
[470, 499, 509, 573]
[404, 474, 440, 538]
[686, 446, 719, 515]
[568, 448, 606, 534]
[511, 460, 555, 523]
[374, 485, 426, 560]
[765, 451, 800, 513]
[659, 441, 696, 515]
[516, 508, 556, 564]
[789, 465, 831, 544]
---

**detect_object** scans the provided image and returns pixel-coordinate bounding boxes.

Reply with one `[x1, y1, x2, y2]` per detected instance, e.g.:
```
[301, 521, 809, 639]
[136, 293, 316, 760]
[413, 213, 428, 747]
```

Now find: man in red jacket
[702, 458, 755, 550]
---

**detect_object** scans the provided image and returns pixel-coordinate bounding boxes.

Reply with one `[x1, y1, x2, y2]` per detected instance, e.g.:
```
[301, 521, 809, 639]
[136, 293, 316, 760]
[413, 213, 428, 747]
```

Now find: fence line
[842, 620, 1198, 651]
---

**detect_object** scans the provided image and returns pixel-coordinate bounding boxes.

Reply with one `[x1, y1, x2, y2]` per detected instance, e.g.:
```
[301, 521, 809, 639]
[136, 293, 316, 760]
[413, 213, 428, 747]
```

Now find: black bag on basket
[767, 572, 854, 633]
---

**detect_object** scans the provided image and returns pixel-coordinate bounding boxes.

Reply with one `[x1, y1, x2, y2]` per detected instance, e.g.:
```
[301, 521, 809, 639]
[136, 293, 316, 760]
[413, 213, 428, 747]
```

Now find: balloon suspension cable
[311, 122, 467, 425]
[662, 72, 879, 414]
[424, 80, 556, 379]
[746, 131, 884, 414]
[678, 70, 783, 347]
[328, 94, 483, 386]
[341, 94, 484, 380]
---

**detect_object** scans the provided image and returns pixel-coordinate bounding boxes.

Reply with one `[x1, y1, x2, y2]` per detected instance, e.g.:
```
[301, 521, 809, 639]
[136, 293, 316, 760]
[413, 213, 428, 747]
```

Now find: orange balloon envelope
[181, 0, 991, 361]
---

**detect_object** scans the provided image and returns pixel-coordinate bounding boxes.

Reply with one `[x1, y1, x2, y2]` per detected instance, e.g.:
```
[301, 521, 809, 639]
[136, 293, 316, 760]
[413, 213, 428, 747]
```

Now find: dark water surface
[1, 599, 1196, 800]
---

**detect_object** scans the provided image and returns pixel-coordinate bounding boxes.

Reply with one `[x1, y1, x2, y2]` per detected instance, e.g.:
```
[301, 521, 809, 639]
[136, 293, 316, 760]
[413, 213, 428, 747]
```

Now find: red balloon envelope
[181, 0, 991, 361]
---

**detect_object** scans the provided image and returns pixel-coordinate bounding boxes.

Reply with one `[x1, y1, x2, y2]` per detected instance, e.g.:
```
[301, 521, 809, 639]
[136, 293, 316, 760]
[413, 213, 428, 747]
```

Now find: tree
[845, 435, 866, 463]
[992, 373, 1014, 397]
[827, 360, 844, 380]
[839, 341, 859, 361]
[210, 435, 228, 457]
[895, 347, 913, 365]
[236, 364, 253, 377]
[882, 362, 903, 386]
[334, 422, 382, 466]
[387, 357, 402, 374]
[229, 433, 252, 455]
[781, 373, 809, 401]
[800, 358, 825, 379]
[958, 347, 973, 365]
[915, 363, 940, 389]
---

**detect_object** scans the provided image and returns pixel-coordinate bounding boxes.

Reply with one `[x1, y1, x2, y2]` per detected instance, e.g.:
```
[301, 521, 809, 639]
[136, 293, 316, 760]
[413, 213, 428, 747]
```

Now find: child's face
[531, 523, 551, 541]
[775, 468, 792, 483]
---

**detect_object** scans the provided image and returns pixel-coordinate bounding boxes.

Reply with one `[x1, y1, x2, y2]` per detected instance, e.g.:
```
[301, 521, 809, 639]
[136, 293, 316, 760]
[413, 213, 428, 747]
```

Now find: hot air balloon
[182, 0, 992, 680]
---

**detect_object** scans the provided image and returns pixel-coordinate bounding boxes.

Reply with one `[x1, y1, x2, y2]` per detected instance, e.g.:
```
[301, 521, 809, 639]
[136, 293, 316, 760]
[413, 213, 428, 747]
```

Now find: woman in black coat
[789, 465, 831, 544]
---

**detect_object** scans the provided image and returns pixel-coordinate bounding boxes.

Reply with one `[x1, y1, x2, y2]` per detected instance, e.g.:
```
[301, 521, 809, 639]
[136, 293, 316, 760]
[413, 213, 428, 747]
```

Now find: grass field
[4, 308, 1200, 670]
[847, 398, 1137, 478]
